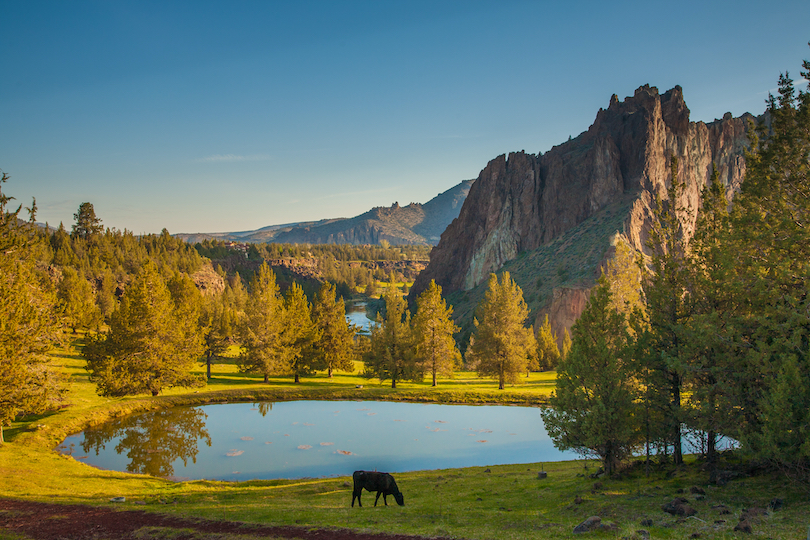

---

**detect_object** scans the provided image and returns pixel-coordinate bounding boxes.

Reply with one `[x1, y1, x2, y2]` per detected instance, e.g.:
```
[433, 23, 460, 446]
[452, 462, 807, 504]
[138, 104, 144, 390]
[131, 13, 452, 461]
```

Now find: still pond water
[57, 401, 579, 481]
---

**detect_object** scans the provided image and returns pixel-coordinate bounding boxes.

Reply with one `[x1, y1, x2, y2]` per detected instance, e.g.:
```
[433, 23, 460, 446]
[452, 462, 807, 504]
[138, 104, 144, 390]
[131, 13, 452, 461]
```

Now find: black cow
[351, 470, 404, 507]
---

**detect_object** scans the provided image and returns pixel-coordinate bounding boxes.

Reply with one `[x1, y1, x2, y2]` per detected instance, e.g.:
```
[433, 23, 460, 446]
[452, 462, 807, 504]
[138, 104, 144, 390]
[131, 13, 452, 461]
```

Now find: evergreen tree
[639, 157, 692, 465]
[0, 172, 65, 443]
[311, 282, 356, 377]
[561, 328, 572, 360]
[57, 267, 101, 332]
[166, 272, 206, 370]
[83, 261, 204, 397]
[364, 286, 417, 388]
[542, 276, 638, 475]
[71, 202, 103, 239]
[96, 268, 118, 318]
[727, 58, 810, 478]
[200, 295, 233, 380]
[470, 272, 536, 390]
[238, 263, 285, 383]
[281, 282, 318, 383]
[412, 279, 460, 386]
[536, 314, 560, 371]
[605, 236, 644, 318]
[682, 165, 738, 480]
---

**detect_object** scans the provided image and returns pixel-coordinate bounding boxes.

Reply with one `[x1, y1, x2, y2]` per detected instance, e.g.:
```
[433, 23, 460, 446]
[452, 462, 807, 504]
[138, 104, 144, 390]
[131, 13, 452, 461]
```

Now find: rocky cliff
[411, 85, 754, 339]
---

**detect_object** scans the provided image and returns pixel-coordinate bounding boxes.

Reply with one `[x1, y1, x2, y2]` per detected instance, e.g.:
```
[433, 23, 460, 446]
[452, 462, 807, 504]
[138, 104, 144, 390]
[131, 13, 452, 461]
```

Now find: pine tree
[605, 236, 644, 318]
[561, 328, 572, 360]
[0, 173, 65, 443]
[238, 263, 285, 383]
[727, 56, 810, 478]
[536, 314, 560, 371]
[200, 295, 233, 380]
[83, 261, 204, 396]
[412, 279, 460, 386]
[57, 266, 101, 332]
[542, 276, 638, 475]
[281, 282, 318, 383]
[682, 165, 738, 480]
[470, 272, 536, 389]
[71, 202, 103, 239]
[311, 282, 356, 377]
[166, 272, 206, 372]
[640, 156, 692, 465]
[364, 286, 417, 388]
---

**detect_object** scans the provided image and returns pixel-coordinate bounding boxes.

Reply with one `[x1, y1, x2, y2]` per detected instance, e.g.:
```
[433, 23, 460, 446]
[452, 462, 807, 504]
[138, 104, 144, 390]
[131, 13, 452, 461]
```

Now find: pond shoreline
[22, 385, 550, 452]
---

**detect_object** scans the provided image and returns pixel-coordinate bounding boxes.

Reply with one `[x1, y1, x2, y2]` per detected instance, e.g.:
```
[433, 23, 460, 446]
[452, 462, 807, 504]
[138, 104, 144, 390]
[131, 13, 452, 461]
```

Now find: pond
[56, 401, 579, 481]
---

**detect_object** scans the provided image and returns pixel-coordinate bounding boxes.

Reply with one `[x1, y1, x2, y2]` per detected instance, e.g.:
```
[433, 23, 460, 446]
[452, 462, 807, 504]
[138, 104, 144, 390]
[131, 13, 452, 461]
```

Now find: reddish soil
[0, 499, 453, 540]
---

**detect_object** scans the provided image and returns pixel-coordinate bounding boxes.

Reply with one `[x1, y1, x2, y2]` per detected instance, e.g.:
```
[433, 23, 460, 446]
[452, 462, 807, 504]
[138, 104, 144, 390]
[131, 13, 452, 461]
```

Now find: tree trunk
[294, 373, 300, 384]
[264, 374, 269, 383]
[328, 366, 333, 378]
[432, 370, 437, 387]
[391, 378, 397, 389]
[672, 373, 683, 465]
[206, 352, 212, 380]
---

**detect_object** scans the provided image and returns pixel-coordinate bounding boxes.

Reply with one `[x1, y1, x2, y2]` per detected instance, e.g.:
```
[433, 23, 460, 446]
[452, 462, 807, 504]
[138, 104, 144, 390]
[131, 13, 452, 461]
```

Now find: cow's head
[394, 492, 404, 506]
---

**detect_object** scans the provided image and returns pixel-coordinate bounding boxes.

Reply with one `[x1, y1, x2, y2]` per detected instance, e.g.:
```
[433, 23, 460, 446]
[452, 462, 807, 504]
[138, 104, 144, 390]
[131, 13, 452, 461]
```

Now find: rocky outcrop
[412, 86, 754, 327]
[191, 262, 226, 296]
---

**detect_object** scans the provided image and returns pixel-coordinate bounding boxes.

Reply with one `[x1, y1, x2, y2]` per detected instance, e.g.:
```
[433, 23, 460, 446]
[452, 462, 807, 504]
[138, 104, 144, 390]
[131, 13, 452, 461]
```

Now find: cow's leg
[374, 491, 382, 506]
[382, 493, 388, 506]
[352, 489, 362, 507]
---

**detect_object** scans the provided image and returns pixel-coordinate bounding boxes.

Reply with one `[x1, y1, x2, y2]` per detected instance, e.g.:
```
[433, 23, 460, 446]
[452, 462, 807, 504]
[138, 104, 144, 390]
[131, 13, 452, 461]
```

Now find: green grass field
[1, 338, 808, 539]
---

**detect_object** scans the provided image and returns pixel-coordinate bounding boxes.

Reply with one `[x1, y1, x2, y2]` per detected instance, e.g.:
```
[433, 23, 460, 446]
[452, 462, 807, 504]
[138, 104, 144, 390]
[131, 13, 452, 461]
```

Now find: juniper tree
[682, 165, 738, 480]
[0, 172, 64, 443]
[83, 261, 204, 397]
[542, 276, 639, 475]
[727, 57, 810, 478]
[639, 157, 693, 465]
[57, 266, 101, 332]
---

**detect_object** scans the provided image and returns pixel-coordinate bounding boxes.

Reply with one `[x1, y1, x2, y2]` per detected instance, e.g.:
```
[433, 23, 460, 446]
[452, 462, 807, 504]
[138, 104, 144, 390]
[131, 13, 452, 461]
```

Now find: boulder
[662, 498, 697, 517]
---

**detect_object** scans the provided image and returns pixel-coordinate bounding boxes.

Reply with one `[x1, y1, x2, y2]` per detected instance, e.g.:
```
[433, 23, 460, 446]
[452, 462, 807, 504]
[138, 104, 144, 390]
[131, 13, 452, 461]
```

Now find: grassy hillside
[1, 338, 807, 539]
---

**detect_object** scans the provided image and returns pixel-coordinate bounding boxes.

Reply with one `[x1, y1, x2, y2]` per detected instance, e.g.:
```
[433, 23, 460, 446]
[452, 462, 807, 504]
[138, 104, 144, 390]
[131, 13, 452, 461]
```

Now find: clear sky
[2, 1, 809, 235]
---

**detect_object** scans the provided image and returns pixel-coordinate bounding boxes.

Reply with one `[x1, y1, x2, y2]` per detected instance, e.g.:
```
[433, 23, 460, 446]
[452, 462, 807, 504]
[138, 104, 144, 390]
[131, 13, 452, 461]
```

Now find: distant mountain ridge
[175, 179, 473, 245]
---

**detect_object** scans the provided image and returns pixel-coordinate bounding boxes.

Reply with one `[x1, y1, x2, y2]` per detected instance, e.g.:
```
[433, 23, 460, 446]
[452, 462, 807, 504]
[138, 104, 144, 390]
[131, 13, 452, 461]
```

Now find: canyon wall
[411, 85, 754, 335]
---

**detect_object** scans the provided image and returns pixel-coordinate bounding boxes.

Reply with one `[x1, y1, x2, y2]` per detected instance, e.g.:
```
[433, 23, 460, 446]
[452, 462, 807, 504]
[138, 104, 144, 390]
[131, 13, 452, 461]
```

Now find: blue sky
[2, 1, 809, 235]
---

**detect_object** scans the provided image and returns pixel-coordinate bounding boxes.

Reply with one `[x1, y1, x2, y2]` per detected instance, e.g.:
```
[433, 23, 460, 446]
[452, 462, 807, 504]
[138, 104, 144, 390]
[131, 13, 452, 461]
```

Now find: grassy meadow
[1, 338, 809, 539]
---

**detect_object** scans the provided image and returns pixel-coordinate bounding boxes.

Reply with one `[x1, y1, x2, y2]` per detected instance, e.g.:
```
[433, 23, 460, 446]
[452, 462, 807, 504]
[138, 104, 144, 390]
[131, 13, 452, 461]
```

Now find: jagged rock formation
[412, 85, 754, 339]
[176, 180, 473, 246]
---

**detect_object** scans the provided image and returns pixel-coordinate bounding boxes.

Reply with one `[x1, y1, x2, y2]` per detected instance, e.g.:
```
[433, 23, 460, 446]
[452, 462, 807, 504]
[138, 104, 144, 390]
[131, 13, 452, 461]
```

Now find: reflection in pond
[58, 401, 579, 481]
[76, 408, 211, 478]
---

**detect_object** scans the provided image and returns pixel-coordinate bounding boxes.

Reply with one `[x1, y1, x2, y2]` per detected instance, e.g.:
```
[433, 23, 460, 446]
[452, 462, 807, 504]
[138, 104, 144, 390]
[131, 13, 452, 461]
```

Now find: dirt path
[0, 499, 453, 540]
